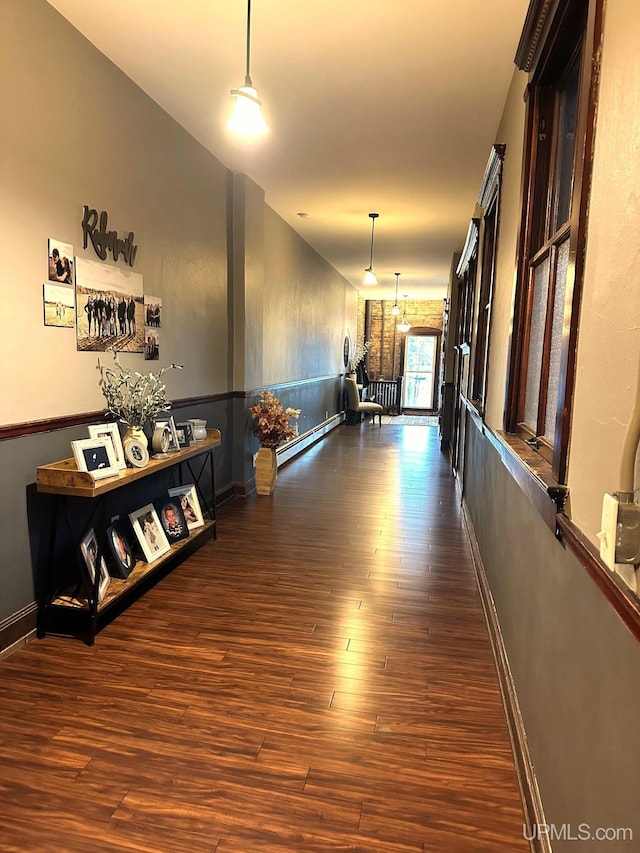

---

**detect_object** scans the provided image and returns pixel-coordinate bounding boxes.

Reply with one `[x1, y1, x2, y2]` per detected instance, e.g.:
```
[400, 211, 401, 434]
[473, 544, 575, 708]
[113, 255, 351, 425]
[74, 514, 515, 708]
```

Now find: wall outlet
[325, 410, 329, 420]
[252, 452, 258, 467]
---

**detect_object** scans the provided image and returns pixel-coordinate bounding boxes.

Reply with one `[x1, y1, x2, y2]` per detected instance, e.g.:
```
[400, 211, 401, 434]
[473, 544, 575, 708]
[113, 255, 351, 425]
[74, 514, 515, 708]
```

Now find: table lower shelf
[41, 520, 215, 640]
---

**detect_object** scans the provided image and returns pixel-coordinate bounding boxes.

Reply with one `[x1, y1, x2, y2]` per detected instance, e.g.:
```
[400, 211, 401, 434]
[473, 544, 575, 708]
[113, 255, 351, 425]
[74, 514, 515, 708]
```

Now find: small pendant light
[391, 272, 401, 315]
[363, 213, 379, 285]
[228, 0, 268, 136]
[397, 294, 411, 333]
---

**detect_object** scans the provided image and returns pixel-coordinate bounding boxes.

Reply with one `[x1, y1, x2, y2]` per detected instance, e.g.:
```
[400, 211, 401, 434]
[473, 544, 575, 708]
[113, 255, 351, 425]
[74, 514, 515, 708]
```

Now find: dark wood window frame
[472, 144, 506, 411]
[504, 0, 604, 485]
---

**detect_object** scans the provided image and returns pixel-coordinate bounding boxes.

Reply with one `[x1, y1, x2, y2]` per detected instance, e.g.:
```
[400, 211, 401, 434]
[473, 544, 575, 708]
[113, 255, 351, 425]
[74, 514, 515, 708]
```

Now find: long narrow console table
[36, 428, 221, 645]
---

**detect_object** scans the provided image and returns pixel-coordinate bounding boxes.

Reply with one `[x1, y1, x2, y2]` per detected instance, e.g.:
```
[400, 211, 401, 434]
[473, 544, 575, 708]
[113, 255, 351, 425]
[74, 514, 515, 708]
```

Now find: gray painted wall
[465, 417, 640, 851]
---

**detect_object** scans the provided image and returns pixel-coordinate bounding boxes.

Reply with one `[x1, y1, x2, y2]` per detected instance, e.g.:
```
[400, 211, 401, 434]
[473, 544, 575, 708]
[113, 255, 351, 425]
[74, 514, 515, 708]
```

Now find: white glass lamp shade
[397, 318, 411, 333]
[391, 304, 400, 316]
[363, 268, 377, 285]
[227, 86, 268, 136]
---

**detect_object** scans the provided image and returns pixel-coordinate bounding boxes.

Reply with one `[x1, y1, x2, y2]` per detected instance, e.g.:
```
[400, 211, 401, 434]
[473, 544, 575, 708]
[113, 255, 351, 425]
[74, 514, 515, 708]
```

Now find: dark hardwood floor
[1, 423, 530, 852]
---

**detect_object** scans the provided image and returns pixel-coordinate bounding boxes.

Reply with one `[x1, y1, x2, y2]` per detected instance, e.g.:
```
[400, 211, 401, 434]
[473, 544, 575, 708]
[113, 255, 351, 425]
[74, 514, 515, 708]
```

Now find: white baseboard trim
[276, 413, 344, 466]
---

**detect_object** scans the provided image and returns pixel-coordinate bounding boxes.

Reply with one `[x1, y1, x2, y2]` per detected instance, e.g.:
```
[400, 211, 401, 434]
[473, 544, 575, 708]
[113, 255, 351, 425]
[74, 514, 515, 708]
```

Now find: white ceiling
[46, 0, 529, 301]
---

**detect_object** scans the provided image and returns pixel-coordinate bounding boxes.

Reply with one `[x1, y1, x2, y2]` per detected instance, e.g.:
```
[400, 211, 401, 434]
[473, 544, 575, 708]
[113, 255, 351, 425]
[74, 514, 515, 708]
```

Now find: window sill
[485, 428, 569, 531]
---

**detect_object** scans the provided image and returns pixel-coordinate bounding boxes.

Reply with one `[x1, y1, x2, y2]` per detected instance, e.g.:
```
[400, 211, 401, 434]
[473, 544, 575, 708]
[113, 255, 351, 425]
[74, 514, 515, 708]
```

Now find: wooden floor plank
[0, 424, 529, 851]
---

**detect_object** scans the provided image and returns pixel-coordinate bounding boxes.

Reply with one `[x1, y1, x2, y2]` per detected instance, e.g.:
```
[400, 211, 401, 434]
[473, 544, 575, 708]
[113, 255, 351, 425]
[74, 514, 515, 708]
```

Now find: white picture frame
[71, 437, 119, 480]
[167, 484, 205, 531]
[129, 503, 171, 563]
[79, 528, 110, 601]
[88, 422, 126, 471]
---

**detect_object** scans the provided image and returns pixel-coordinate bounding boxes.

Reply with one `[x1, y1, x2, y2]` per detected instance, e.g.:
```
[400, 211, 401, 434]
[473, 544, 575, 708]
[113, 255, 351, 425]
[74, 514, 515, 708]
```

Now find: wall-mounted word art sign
[81, 205, 138, 267]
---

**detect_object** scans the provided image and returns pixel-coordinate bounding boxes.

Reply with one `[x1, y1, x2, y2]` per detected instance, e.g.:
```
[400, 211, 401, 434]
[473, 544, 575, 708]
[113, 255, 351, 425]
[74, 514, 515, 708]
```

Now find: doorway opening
[401, 329, 441, 412]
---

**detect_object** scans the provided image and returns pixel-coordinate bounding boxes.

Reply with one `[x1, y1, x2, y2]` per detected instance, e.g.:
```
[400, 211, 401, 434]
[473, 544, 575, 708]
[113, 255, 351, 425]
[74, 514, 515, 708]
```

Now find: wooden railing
[366, 378, 403, 414]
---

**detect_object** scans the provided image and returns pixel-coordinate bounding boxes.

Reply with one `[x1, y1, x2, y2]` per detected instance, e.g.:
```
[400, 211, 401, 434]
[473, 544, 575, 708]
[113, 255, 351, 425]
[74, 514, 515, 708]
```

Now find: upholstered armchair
[344, 375, 383, 426]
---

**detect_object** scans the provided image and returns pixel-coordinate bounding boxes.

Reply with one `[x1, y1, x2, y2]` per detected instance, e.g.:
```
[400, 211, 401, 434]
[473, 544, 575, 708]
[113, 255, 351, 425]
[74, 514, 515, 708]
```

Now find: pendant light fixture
[363, 213, 379, 285]
[391, 272, 401, 315]
[228, 0, 268, 136]
[397, 294, 411, 333]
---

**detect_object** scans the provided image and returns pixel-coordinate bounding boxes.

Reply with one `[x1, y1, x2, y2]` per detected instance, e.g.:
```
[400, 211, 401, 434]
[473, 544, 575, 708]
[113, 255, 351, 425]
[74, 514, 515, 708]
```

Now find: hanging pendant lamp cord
[369, 217, 376, 268]
[245, 0, 253, 86]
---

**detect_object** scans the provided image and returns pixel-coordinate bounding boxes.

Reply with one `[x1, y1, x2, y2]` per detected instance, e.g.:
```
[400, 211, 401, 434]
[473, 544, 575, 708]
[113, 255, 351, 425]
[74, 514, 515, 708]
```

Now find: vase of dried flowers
[250, 390, 301, 495]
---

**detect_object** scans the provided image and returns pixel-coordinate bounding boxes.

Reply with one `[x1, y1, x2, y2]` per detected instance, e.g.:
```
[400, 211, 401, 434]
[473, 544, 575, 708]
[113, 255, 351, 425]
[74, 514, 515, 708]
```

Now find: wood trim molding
[0, 392, 234, 442]
[455, 219, 479, 278]
[0, 602, 38, 659]
[556, 514, 640, 644]
[462, 501, 549, 853]
[515, 0, 557, 72]
[478, 144, 506, 210]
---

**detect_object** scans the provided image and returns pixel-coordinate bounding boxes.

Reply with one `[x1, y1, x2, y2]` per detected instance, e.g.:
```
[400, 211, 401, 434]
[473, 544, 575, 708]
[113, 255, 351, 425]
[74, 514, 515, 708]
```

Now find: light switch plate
[598, 493, 618, 570]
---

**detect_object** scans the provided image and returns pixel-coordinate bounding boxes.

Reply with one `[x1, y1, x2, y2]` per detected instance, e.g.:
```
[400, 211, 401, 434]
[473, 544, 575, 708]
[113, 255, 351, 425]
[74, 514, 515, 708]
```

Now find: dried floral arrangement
[97, 349, 183, 429]
[350, 339, 372, 373]
[250, 390, 301, 450]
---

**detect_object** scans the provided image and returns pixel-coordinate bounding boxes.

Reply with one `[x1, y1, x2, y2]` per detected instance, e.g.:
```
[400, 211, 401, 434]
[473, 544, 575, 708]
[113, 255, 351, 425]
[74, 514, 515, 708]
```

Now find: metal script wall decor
[81, 205, 138, 267]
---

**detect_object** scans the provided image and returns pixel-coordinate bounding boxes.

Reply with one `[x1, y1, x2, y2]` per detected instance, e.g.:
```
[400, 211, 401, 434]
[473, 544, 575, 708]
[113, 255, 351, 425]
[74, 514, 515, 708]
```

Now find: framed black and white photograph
[75, 256, 144, 353]
[129, 504, 170, 563]
[174, 421, 192, 448]
[88, 422, 126, 471]
[154, 497, 189, 543]
[48, 237, 74, 285]
[106, 522, 135, 579]
[43, 282, 75, 328]
[144, 294, 162, 328]
[144, 328, 160, 361]
[153, 415, 179, 452]
[167, 483, 205, 531]
[79, 528, 110, 601]
[71, 437, 119, 480]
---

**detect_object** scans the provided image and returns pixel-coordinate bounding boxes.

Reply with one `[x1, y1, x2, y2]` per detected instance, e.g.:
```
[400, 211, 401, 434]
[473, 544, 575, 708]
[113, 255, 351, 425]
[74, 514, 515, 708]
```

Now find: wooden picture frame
[88, 422, 126, 471]
[128, 503, 171, 563]
[71, 437, 119, 480]
[79, 528, 110, 601]
[167, 484, 204, 531]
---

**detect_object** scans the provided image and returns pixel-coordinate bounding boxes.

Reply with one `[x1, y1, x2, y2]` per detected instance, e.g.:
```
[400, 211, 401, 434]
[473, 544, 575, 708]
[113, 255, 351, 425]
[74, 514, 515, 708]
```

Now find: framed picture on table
[71, 437, 119, 480]
[129, 504, 170, 563]
[79, 528, 110, 601]
[88, 422, 126, 470]
[167, 484, 204, 531]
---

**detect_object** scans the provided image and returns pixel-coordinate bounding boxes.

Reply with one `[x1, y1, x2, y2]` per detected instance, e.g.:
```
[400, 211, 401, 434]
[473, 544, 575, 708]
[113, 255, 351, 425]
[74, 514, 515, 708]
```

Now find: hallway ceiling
[46, 0, 529, 301]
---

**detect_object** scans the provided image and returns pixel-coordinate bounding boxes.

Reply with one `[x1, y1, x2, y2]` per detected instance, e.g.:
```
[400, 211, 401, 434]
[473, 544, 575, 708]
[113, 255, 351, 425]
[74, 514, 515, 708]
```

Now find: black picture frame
[175, 421, 191, 448]
[154, 497, 190, 543]
[106, 523, 135, 579]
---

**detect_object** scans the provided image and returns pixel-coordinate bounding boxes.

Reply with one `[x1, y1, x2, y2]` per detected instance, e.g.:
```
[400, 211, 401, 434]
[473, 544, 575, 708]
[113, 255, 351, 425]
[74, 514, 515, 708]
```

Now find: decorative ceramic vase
[188, 418, 207, 441]
[255, 447, 277, 495]
[123, 425, 147, 445]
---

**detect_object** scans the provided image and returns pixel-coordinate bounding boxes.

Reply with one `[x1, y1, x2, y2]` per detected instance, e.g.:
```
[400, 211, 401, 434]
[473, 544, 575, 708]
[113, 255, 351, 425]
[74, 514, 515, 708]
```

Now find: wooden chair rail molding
[556, 514, 640, 644]
[0, 393, 232, 442]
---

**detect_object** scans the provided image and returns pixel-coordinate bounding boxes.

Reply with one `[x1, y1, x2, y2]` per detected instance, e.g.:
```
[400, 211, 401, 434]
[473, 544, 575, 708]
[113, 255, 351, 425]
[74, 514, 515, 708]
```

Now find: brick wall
[357, 298, 444, 379]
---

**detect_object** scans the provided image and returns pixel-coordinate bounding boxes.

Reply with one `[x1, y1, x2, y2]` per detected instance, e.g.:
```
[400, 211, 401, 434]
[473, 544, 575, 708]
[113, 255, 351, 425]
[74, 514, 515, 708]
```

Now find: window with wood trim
[505, 0, 603, 482]
[472, 145, 505, 408]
